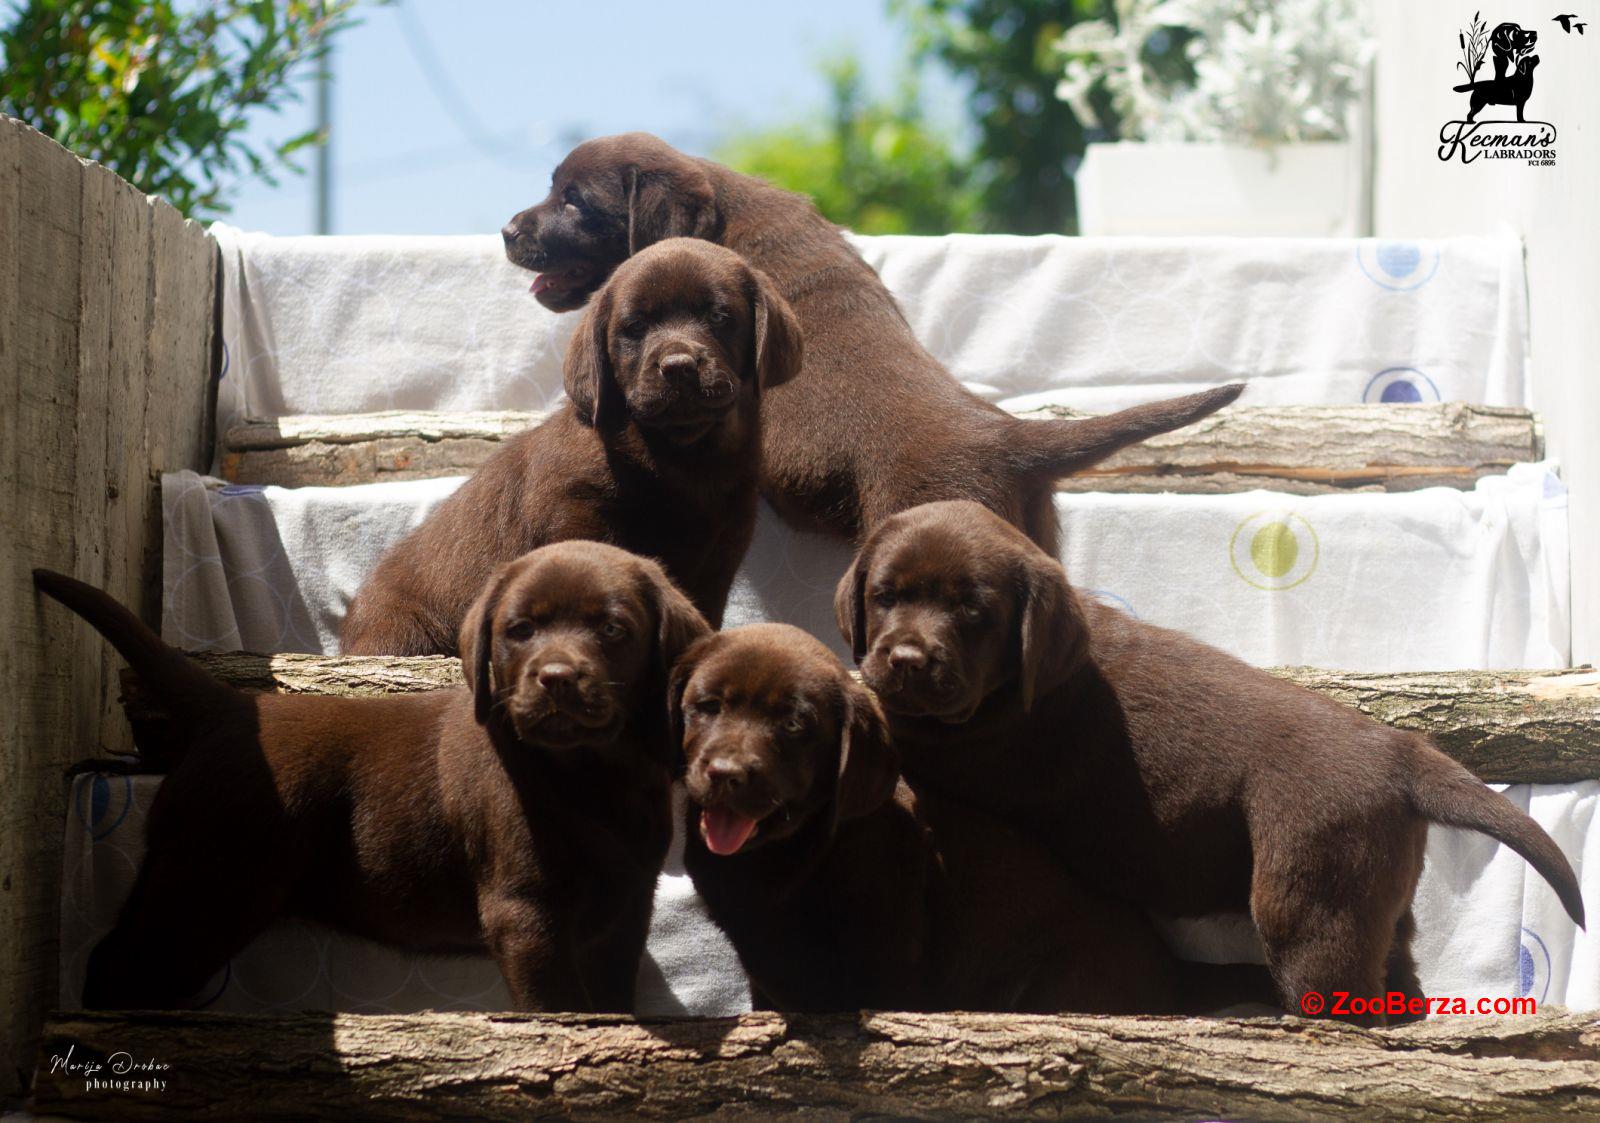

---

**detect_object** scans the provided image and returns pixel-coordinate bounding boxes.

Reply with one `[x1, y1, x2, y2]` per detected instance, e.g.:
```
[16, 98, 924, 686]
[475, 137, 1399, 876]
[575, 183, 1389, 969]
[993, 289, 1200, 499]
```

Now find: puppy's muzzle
[634, 351, 738, 435]
[865, 639, 967, 716]
[534, 661, 588, 708]
[688, 752, 780, 856]
[507, 658, 618, 745]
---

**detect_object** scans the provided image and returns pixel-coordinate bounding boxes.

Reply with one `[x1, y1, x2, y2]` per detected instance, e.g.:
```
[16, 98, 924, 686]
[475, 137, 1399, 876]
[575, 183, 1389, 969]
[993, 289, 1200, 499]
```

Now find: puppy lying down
[35, 541, 709, 1012]
[838, 501, 1585, 1022]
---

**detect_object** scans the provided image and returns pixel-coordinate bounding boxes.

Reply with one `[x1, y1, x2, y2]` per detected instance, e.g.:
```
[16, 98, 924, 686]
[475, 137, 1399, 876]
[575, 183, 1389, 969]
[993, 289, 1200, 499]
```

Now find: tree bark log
[1265, 665, 1600, 782]
[31, 1009, 1600, 1121]
[117, 656, 1600, 783]
[221, 403, 1542, 492]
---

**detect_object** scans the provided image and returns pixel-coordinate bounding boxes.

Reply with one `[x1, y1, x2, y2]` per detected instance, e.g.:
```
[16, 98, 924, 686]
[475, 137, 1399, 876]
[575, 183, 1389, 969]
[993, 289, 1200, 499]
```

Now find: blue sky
[228, 0, 964, 236]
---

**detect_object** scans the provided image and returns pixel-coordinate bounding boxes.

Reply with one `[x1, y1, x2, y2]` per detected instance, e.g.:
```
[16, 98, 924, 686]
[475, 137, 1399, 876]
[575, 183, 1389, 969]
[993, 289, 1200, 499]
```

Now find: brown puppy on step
[677, 624, 1273, 1014]
[501, 132, 1243, 552]
[836, 501, 1586, 1022]
[341, 236, 799, 655]
[35, 541, 709, 1012]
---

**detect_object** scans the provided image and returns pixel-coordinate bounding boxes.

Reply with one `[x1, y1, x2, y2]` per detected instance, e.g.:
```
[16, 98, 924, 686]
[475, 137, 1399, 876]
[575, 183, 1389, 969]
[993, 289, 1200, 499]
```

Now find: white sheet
[160, 465, 1570, 673]
[211, 227, 1531, 442]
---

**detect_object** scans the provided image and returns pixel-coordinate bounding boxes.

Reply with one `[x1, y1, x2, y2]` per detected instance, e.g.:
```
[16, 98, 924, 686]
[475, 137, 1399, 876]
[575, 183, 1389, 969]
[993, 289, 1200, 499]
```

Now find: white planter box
[1076, 141, 1363, 236]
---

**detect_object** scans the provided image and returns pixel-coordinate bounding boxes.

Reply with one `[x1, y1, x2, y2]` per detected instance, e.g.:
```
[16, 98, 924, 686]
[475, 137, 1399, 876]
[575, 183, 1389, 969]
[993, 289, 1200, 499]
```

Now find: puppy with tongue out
[676, 624, 1244, 1015]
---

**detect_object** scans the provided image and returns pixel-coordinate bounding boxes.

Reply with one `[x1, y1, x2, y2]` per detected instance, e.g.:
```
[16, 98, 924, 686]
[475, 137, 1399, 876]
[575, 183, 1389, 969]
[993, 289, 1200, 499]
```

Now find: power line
[392, 1, 550, 170]
[314, 42, 333, 232]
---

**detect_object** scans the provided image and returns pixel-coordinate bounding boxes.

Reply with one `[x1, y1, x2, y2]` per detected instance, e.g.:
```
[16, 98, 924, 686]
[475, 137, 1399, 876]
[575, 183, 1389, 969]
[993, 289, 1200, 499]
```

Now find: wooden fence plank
[0, 109, 25, 1103]
[3, 113, 88, 1099]
[100, 167, 155, 757]
[0, 115, 214, 1098]
[220, 403, 1543, 492]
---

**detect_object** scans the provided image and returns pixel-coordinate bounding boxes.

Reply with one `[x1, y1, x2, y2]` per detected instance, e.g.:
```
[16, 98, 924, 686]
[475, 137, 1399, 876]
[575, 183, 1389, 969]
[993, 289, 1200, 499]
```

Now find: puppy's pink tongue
[530, 274, 551, 295]
[700, 808, 758, 856]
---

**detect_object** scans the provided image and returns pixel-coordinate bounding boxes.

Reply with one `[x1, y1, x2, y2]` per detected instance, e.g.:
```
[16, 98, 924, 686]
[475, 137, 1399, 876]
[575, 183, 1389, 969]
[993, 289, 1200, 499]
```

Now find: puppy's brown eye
[601, 620, 627, 641]
[782, 716, 809, 737]
[563, 186, 585, 210]
[872, 590, 897, 609]
[695, 698, 722, 716]
[621, 317, 647, 339]
[707, 307, 730, 327]
[960, 602, 983, 621]
[504, 620, 536, 642]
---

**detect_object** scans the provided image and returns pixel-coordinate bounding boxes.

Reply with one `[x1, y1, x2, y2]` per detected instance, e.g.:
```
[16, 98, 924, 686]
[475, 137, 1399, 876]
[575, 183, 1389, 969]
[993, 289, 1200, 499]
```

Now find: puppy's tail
[1406, 735, 1585, 928]
[1005, 383, 1244, 481]
[32, 569, 229, 711]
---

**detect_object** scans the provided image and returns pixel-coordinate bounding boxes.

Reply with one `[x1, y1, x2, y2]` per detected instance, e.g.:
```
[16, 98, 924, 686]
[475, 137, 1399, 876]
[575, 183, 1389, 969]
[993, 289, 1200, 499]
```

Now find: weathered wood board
[0, 115, 215, 1096]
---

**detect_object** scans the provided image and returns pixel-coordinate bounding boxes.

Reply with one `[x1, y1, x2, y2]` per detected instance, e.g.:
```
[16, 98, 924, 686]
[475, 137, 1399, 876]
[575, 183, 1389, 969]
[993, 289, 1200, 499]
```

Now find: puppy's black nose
[501, 223, 520, 246]
[537, 662, 579, 698]
[659, 353, 698, 382]
[705, 757, 748, 793]
[887, 644, 928, 673]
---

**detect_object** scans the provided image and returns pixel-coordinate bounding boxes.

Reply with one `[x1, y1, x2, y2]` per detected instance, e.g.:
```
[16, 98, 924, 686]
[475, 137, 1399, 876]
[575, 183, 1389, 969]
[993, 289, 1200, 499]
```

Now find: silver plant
[1058, 0, 1374, 144]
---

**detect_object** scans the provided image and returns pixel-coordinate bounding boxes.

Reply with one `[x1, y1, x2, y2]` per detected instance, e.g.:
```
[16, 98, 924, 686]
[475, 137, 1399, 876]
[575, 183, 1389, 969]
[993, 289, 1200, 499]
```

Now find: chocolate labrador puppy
[837, 501, 1586, 1022]
[341, 236, 798, 655]
[501, 132, 1242, 552]
[34, 541, 708, 1012]
[676, 624, 1272, 1015]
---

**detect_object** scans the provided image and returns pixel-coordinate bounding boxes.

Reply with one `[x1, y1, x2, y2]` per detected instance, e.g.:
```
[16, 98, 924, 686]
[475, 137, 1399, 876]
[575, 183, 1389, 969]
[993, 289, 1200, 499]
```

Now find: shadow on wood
[31, 1008, 1600, 1121]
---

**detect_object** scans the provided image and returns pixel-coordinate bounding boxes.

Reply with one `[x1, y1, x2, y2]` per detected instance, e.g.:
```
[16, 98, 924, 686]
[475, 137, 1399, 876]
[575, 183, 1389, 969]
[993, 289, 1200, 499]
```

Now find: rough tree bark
[118, 656, 1600, 783]
[31, 1009, 1600, 1121]
[220, 403, 1541, 492]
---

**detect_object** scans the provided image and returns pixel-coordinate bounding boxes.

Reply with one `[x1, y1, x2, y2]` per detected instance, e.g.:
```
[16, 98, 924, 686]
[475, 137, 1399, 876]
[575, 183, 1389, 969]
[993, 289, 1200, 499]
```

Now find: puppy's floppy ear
[459, 565, 516, 727]
[835, 679, 899, 822]
[641, 559, 711, 678]
[1016, 553, 1091, 713]
[563, 286, 623, 429]
[745, 266, 802, 391]
[625, 164, 719, 252]
[833, 544, 871, 665]
[664, 637, 708, 775]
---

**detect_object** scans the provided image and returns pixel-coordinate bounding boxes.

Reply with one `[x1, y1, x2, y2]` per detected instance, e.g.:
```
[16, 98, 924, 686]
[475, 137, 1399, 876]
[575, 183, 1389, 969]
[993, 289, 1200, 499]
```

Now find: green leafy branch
[1, 0, 367, 218]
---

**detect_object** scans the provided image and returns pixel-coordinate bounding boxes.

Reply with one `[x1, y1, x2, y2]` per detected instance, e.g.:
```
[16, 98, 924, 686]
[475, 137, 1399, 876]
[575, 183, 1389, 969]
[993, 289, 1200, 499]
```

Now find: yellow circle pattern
[1250, 522, 1299, 579]
[1229, 511, 1319, 591]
